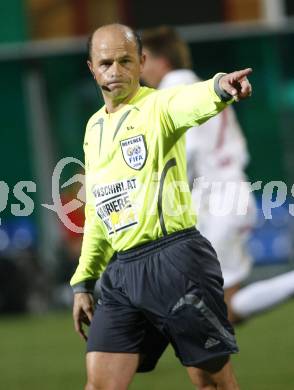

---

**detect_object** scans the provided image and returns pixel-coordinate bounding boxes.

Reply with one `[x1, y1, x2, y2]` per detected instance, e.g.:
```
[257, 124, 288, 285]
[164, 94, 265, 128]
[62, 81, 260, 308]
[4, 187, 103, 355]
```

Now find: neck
[155, 65, 172, 87]
[103, 85, 140, 113]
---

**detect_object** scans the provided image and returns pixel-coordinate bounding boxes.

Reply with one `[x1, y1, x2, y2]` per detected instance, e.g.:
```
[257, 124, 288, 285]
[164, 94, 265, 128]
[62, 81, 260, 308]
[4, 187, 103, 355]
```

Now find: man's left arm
[157, 68, 252, 133]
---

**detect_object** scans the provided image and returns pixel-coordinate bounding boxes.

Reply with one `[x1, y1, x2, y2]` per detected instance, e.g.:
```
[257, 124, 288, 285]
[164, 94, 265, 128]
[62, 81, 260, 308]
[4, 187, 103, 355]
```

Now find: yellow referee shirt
[71, 76, 230, 291]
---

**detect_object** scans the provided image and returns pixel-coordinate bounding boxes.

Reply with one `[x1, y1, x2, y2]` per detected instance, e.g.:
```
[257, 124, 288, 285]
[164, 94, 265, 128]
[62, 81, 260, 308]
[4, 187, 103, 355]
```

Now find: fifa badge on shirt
[120, 135, 147, 170]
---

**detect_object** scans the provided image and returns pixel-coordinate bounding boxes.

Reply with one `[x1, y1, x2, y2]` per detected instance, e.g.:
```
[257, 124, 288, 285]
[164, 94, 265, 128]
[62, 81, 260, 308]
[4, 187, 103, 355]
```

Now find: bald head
[86, 23, 145, 112]
[87, 24, 142, 61]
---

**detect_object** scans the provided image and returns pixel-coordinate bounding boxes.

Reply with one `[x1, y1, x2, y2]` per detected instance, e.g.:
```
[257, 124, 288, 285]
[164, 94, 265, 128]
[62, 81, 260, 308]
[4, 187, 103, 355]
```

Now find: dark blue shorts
[87, 228, 238, 371]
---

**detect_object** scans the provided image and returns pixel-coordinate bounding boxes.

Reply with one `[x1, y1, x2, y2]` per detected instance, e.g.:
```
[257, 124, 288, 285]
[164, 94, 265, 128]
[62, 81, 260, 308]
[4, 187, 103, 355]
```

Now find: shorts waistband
[117, 227, 198, 261]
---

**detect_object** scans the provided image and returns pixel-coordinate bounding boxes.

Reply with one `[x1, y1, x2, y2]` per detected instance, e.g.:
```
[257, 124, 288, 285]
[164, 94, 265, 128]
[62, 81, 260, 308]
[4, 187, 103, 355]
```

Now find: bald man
[70, 23, 252, 390]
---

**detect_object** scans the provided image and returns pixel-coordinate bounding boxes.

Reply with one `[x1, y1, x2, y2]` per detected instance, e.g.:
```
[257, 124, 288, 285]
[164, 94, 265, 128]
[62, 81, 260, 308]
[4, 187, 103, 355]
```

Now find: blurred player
[71, 23, 253, 390]
[141, 26, 257, 323]
[230, 269, 294, 320]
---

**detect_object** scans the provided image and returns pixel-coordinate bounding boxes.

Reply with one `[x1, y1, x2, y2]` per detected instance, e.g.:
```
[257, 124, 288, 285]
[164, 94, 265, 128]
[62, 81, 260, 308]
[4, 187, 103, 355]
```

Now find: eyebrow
[98, 54, 132, 64]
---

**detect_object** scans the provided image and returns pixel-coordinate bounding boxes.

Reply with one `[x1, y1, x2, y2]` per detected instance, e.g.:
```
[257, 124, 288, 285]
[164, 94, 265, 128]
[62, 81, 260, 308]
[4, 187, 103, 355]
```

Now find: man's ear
[87, 60, 95, 79]
[139, 53, 146, 72]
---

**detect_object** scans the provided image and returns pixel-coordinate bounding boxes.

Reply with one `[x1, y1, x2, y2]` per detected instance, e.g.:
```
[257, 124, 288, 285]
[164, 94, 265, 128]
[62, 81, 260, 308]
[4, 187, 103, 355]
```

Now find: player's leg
[85, 257, 169, 390]
[84, 260, 146, 390]
[224, 283, 241, 324]
[186, 356, 239, 390]
[197, 202, 253, 323]
[85, 352, 139, 390]
[86, 318, 169, 390]
[231, 270, 294, 320]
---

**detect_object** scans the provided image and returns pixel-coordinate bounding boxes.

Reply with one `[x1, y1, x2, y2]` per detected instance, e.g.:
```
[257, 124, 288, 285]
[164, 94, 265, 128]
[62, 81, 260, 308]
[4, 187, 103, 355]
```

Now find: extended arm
[157, 68, 253, 134]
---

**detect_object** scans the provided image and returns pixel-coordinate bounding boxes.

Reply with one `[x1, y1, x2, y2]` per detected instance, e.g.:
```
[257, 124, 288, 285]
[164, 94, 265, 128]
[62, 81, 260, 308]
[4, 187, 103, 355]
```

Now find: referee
[71, 23, 252, 390]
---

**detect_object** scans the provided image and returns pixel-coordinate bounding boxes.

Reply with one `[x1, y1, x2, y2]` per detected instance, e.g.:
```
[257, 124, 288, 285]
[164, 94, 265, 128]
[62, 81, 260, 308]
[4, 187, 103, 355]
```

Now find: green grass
[0, 300, 294, 389]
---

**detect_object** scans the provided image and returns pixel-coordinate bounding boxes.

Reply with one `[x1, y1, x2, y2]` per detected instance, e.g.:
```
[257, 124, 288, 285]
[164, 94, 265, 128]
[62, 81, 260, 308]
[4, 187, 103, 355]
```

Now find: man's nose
[109, 61, 122, 77]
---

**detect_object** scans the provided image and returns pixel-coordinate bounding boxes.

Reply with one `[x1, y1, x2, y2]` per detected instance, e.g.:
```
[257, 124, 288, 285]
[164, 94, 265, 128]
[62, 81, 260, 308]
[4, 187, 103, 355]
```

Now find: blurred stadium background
[1, 0, 294, 388]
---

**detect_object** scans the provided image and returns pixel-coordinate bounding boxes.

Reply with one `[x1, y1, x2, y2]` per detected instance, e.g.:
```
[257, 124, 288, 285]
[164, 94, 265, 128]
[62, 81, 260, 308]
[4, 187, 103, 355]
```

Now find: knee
[85, 380, 128, 390]
[85, 381, 102, 390]
[189, 371, 216, 389]
[190, 377, 216, 390]
[85, 382, 97, 390]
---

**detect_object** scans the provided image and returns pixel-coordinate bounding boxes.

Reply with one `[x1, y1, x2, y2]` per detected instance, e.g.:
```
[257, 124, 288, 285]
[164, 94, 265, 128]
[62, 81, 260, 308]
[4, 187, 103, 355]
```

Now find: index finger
[85, 307, 94, 323]
[233, 68, 253, 81]
[74, 315, 88, 341]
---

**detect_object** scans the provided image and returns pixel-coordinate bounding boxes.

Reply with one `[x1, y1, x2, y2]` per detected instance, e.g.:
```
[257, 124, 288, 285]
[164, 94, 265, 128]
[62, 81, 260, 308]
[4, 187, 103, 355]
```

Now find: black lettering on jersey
[116, 198, 123, 210]
[96, 205, 108, 219]
[103, 218, 112, 232]
[117, 195, 130, 209]
[128, 155, 143, 164]
[111, 200, 119, 212]
[127, 179, 136, 190]
[105, 203, 113, 214]
[115, 182, 124, 193]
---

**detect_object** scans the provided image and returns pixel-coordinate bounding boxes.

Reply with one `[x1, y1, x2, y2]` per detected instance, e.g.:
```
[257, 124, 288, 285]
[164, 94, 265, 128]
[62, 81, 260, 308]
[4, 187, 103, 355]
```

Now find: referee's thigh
[86, 352, 139, 390]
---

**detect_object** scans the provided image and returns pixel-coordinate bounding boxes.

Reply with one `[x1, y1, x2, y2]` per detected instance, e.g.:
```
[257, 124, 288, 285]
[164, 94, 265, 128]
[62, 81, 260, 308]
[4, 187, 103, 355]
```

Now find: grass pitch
[0, 299, 293, 389]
